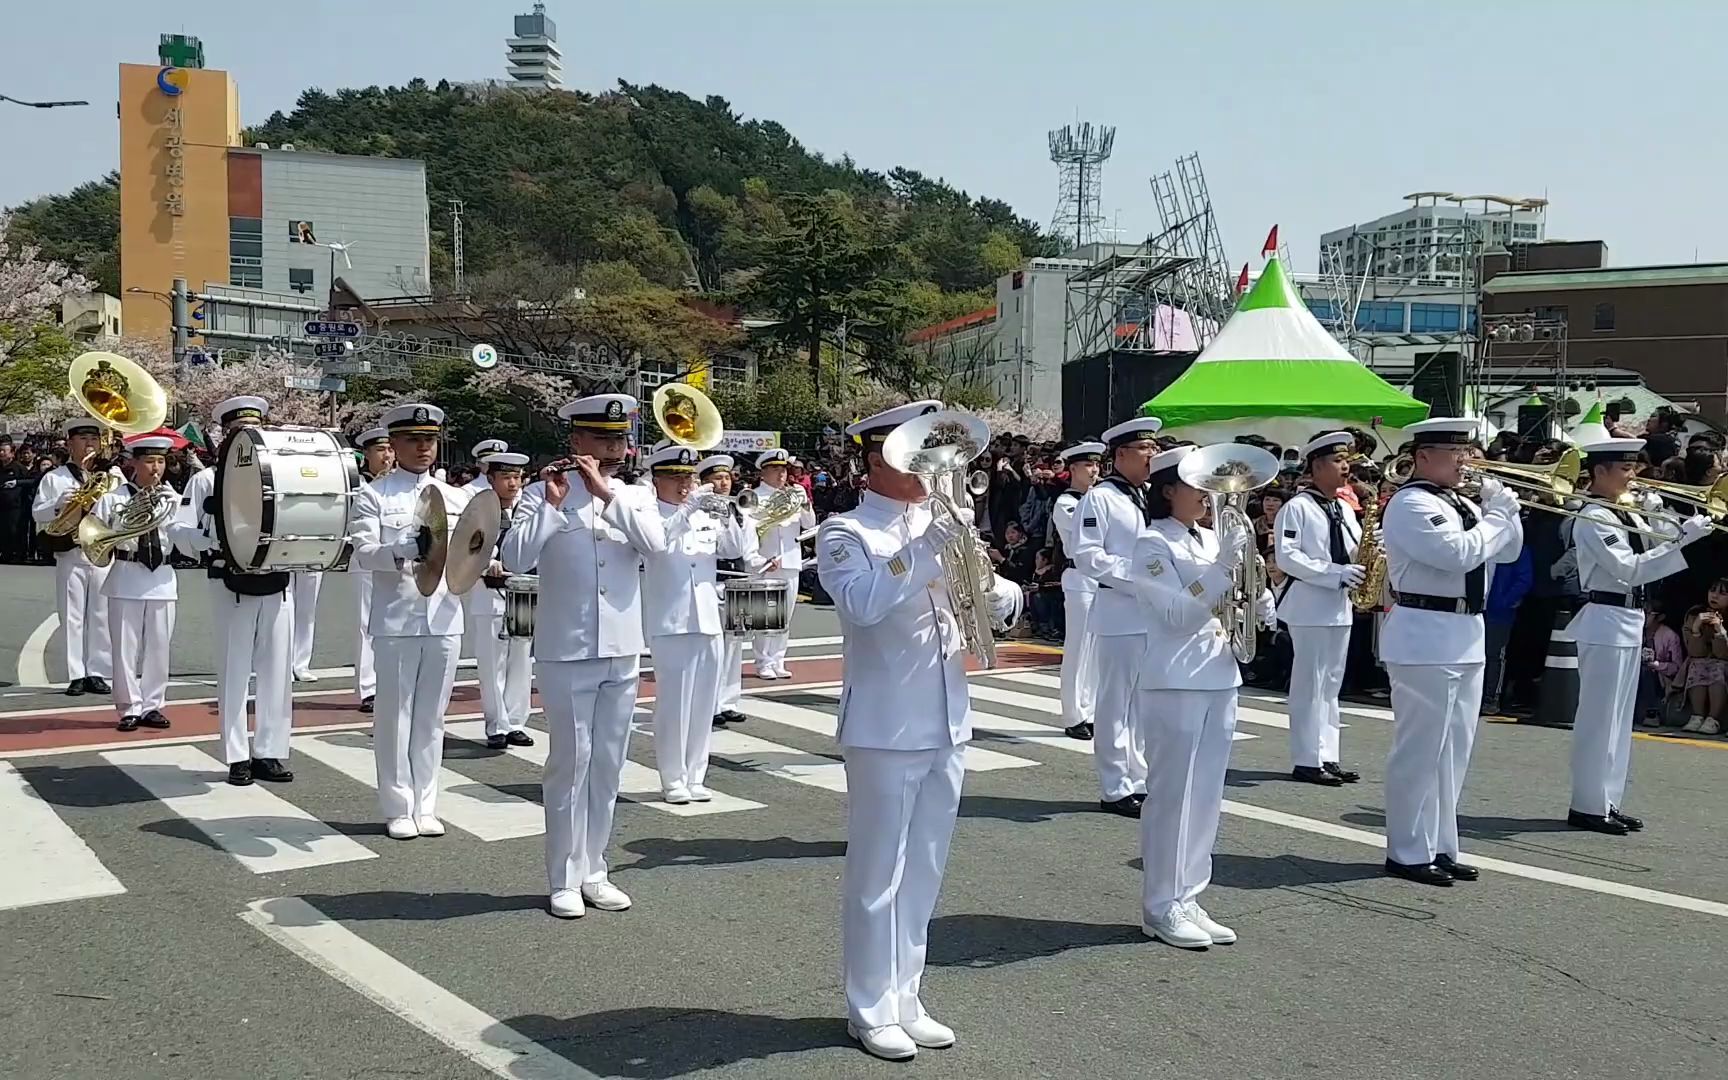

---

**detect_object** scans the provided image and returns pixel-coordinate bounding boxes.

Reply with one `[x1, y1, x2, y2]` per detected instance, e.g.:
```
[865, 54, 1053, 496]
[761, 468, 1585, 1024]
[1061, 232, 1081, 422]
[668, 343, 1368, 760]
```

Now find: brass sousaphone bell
[652, 382, 724, 452]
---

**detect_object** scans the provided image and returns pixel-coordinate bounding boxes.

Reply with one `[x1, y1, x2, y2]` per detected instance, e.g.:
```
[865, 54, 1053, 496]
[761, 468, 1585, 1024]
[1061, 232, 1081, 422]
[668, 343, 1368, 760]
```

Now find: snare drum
[217, 426, 361, 572]
[503, 575, 539, 638]
[721, 578, 788, 636]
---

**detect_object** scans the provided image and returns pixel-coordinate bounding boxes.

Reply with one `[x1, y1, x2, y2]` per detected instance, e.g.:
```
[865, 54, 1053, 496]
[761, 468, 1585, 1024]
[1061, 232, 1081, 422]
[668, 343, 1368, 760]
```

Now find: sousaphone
[444, 488, 502, 595]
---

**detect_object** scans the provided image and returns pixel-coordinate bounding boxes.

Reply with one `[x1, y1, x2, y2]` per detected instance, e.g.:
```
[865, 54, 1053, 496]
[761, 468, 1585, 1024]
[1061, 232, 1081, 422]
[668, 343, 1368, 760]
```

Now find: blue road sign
[312, 341, 350, 358]
[303, 320, 362, 338]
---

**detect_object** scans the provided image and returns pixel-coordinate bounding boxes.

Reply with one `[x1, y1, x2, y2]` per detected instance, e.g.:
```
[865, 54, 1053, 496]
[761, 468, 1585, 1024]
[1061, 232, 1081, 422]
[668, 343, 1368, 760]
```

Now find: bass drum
[721, 578, 788, 636]
[217, 425, 360, 573]
[503, 575, 539, 638]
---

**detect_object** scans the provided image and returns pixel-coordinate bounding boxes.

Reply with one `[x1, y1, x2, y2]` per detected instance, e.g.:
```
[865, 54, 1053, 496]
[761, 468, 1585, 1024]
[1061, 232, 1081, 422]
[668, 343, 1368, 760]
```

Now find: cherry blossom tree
[0, 211, 93, 417]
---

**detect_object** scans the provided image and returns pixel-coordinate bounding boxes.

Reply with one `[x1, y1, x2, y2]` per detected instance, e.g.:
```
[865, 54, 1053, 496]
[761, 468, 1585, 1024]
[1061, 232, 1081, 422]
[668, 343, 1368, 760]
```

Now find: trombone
[1388, 449, 1678, 542]
[1629, 474, 1728, 535]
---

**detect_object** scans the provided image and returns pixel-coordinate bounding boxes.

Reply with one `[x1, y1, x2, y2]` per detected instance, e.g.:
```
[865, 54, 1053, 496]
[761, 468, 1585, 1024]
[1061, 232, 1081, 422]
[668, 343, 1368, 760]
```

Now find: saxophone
[43, 449, 118, 537]
[1348, 494, 1386, 613]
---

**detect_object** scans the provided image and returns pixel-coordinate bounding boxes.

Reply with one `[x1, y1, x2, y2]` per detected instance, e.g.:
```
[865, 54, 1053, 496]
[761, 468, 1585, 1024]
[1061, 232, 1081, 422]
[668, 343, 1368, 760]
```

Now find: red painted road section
[0, 646, 1052, 755]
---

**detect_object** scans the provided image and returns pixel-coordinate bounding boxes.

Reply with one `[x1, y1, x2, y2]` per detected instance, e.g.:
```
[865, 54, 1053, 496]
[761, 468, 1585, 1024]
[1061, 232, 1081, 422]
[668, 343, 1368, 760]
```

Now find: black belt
[1098, 582, 1113, 590]
[1586, 589, 1642, 610]
[482, 574, 508, 590]
[113, 551, 164, 569]
[1392, 591, 1482, 616]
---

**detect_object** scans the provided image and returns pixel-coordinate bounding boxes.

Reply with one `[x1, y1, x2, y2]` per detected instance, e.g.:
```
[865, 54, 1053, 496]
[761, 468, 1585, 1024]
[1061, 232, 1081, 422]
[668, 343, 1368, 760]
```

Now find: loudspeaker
[1410, 351, 1463, 417]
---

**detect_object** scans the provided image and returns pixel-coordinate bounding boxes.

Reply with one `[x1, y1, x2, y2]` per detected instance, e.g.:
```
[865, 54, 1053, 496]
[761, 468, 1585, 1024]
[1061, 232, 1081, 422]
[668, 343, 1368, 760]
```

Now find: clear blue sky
[4, 0, 1725, 269]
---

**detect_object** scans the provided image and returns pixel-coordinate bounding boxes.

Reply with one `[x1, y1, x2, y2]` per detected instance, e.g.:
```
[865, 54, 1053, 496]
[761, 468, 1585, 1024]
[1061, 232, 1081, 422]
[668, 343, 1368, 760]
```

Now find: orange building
[117, 62, 241, 341]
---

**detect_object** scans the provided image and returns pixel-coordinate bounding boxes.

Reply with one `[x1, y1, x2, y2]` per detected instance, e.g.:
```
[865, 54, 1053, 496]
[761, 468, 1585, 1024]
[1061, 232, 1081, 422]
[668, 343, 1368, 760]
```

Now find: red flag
[1234, 263, 1250, 295]
[1261, 225, 1279, 258]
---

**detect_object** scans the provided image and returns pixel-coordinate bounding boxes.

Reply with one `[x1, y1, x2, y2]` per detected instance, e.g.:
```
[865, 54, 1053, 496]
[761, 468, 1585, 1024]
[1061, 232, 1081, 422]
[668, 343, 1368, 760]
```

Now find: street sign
[303, 320, 361, 338]
[283, 375, 347, 393]
[312, 341, 351, 358]
[323, 359, 372, 375]
[471, 342, 498, 369]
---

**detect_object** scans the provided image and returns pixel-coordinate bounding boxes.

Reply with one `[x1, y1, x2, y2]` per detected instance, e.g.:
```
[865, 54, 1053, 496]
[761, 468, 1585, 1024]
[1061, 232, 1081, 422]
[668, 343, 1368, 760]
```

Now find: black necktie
[137, 506, 163, 571]
[1323, 497, 1349, 564]
[1187, 526, 1203, 544]
[1445, 493, 1485, 610]
[68, 463, 84, 482]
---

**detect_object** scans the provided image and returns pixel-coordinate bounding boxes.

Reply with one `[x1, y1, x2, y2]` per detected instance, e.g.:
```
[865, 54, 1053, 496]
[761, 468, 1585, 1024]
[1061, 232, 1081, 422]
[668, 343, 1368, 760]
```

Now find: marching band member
[31, 417, 115, 696]
[1071, 416, 1163, 816]
[464, 452, 535, 750]
[351, 404, 470, 840]
[641, 445, 752, 801]
[352, 427, 395, 713]
[698, 454, 759, 727]
[1051, 441, 1104, 740]
[1275, 432, 1365, 786]
[817, 400, 976, 1062]
[1132, 443, 1256, 948]
[749, 448, 815, 680]
[93, 437, 203, 732]
[464, 438, 508, 493]
[502, 394, 680, 919]
[290, 568, 322, 682]
[1379, 418, 1524, 886]
[1566, 437, 1711, 834]
[176, 397, 297, 785]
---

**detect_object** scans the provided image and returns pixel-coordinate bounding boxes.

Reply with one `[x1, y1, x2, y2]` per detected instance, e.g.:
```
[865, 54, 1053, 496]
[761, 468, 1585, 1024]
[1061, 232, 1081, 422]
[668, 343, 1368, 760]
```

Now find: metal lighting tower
[1048, 123, 1115, 252]
[449, 199, 466, 292]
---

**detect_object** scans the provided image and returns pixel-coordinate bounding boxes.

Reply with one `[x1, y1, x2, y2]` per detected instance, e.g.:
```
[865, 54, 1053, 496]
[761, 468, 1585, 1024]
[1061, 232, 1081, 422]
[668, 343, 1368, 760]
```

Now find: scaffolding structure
[1048, 123, 1115, 251]
[1146, 153, 1235, 342]
[1474, 312, 1571, 433]
[1061, 249, 1198, 364]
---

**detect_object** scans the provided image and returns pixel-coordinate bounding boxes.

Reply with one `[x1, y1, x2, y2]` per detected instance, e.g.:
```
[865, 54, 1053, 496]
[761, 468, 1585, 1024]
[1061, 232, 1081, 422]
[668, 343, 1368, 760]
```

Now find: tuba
[44, 352, 170, 537]
[652, 382, 723, 451]
[880, 410, 999, 668]
[1178, 443, 1281, 663]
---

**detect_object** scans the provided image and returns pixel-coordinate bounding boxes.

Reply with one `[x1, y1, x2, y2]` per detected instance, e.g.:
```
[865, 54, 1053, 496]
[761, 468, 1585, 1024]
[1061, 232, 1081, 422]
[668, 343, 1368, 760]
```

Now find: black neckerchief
[1403, 479, 1483, 608]
[1100, 474, 1151, 525]
[1302, 487, 1350, 564]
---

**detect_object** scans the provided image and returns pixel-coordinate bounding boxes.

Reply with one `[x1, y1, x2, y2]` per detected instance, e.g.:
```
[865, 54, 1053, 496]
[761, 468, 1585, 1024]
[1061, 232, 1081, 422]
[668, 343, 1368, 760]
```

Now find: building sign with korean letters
[161, 103, 186, 216]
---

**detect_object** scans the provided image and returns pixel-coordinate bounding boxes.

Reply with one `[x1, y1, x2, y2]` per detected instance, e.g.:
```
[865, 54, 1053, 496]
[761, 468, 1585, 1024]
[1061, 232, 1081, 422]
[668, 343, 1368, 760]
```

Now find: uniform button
[598, 560, 605, 567]
[598, 586, 606, 595]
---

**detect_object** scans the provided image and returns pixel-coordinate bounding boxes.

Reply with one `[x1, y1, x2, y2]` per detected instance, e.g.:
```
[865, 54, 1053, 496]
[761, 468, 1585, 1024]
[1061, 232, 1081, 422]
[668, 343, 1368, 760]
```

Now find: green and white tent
[1567, 400, 1612, 446]
[1141, 255, 1430, 448]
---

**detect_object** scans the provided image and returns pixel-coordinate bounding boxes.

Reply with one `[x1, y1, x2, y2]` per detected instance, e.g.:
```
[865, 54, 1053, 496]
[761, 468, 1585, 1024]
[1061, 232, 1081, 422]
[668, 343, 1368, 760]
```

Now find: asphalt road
[2, 561, 1726, 1080]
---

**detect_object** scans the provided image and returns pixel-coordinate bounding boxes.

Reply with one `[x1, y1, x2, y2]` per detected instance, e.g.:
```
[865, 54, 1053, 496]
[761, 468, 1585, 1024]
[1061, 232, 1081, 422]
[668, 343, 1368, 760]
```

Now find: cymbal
[413, 484, 450, 597]
[444, 488, 502, 596]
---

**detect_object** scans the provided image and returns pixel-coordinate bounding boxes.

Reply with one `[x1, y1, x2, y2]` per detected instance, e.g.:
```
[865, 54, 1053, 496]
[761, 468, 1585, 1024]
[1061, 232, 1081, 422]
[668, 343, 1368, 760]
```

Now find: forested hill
[12, 79, 1055, 323]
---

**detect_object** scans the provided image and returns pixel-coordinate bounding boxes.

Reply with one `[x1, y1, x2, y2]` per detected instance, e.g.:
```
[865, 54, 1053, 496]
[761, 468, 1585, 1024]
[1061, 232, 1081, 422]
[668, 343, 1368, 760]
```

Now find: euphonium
[1348, 493, 1385, 613]
[1178, 443, 1281, 663]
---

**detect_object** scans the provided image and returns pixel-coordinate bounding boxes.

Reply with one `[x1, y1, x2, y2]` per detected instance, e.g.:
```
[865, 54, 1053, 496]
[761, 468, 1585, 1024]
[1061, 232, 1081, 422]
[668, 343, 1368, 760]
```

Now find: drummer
[352, 427, 393, 713]
[464, 451, 536, 749]
[698, 454, 773, 727]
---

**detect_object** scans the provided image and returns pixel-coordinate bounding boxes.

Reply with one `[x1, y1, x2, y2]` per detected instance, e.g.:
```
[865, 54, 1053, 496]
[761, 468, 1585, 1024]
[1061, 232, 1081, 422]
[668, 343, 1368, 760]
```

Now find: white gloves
[927, 507, 973, 551]
[1217, 521, 1251, 568]
[1483, 484, 1520, 520]
[392, 532, 424, 561]
[1339, 563, 1367, 589]
[1680, 513, 1714, 545]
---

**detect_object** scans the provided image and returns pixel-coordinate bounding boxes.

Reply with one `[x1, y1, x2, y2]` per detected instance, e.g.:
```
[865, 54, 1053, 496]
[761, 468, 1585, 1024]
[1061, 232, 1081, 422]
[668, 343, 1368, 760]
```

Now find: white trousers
[1384, 662, 1485, 866]
[470, 608, 532, 736]
[109, 598, 173, 718]
[215, 588, 293, 765]
[651, 632, 722, 791]
[718, 635, 745, 711]
[372, 635, 460, 821]
[56, 552, 112, 682]
[1287, 625, 1351, 768]
[1092, 632, 1148, 801]
[539, 654, 639, 891]
[841, 744, 966, 1030]
[1060, 588, 1098, 727]
[1139, 688, 1238, 921]
[355, 571, 376, 701]
[751, 567, 798, 674]
[1570, 642, 1639, 816]
[290, 571, 322, 673]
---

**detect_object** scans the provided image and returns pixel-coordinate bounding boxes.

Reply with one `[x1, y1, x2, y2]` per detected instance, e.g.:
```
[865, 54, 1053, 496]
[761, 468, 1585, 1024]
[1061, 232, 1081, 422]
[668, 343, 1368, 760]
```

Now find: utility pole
[170, 277, 190, 365]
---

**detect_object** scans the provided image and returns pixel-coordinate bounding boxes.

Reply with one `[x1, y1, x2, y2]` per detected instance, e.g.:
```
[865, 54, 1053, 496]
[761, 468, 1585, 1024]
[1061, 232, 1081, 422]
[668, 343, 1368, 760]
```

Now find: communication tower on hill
[1048, 123, 1115, 252]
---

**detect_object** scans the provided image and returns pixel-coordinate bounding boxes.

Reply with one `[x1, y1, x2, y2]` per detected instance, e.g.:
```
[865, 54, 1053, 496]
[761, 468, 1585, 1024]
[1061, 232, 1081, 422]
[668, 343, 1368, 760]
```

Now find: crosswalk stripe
[99, 744, 377, 873]
[960, 683, 1258, 740]
[441, 720, 764, 817]
[0, 761, 128, 912]
[736, 698, 1041, 772]
[1002, 670, 1394, 724]
[708, 728, 849, 792]
[290, 735, 544, 842]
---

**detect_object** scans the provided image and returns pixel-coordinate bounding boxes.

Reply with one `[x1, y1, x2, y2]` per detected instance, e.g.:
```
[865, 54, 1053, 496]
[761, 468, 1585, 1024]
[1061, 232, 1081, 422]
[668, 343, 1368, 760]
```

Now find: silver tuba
[1176, 443, 1281, 664]
[880, 410, 999, 668]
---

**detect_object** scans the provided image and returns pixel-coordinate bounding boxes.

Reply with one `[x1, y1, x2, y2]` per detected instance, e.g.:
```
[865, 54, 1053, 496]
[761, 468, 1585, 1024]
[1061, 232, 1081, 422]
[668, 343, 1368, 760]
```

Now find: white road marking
[291, 734, 544, 841]
[240, 897, 600, 1080]
[19, 612, 57, 689]
[708, 728, 849, 792]
[0, 760, 128, 912]
[956, 683, 1257, 741]
[737, 697, 1041, 771]
[998, 671, 1395, 724]
[1221, 800, 1728, 920]
[100, 744, 376, 873]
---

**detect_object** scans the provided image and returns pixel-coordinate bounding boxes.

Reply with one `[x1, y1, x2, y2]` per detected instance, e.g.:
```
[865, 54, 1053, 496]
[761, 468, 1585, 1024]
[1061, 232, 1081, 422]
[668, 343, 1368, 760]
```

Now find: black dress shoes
[1099, 796, 1142, 818]
[67, 680, 87, 697]
[1609, 807, 1645, 832]
[1065, 722, 1094, 741]
[227, 761, 253, 786]
[711, 713, 729, 729]
[1323, 762, 1361, 783]
[138, 709, 170, 729]
[1567, 809, 1629, 835]
[116, 714, 140, 732]
[1292, 765, 1344, 787]
[505, 730, 534, 747]
[251, 758, 293, 783]
[721, 709, 747, 724]
[84, 676, 111, 695]
[358, 696, 375, 714]
[1433, 853, 1480, 881]
[486, 734, 509, 750]
[1385, 859, 1454, 887]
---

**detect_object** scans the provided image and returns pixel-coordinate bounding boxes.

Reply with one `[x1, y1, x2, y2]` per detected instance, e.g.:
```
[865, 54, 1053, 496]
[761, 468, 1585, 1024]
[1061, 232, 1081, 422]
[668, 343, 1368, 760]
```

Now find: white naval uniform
[290, 570, 323, 674]
[174, 465, 294, 765]
[1070, 478, 1151, 801]
[817, 489, 971, 1033]
[1050, 489, 1099, 729]
[1567, 502, 1687, 817]
[463, 504, 532, 738]
[750, 482, 816, 675]
[501, 476, 676, 894]
[716, 523, 765, 715]
[352, 469, 389, 702]
[1378, 483, 1523, 867]
[642, 500, 750, 792]
[1132, 519, 1246, 923]
[91, 484, 200, 719]
[351, 469, 470, 823]
[30, 463, 115, 683]
[1273, 490, 1362, 769]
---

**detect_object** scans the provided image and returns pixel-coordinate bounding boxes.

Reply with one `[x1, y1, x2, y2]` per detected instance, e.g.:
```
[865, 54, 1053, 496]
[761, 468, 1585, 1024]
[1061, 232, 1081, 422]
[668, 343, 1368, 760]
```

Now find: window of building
[1305, 299, 1339, 323]
[1355, 301, 1405, 333]
[1533, 305, 1569, 325]
[1593, 302, 1615, 331]
[636, 358, 678, 391]
[1409, 303, 1463, 334]
[710, 352, 750, 386]
[229, 216, 264, 289]
[290, 220, 316, 244]
[288, 267, 315, 294]
[1513, 223, 1539, 239]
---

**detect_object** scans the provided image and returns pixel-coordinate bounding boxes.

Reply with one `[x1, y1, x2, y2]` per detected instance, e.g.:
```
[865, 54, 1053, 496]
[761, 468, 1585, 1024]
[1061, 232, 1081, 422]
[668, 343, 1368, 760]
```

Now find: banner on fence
[717, 430, 782, 453]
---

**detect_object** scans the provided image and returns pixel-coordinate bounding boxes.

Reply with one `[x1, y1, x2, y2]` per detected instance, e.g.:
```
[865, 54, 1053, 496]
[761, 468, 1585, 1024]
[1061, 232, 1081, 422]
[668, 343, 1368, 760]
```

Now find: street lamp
[0, 93, 89, 109]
